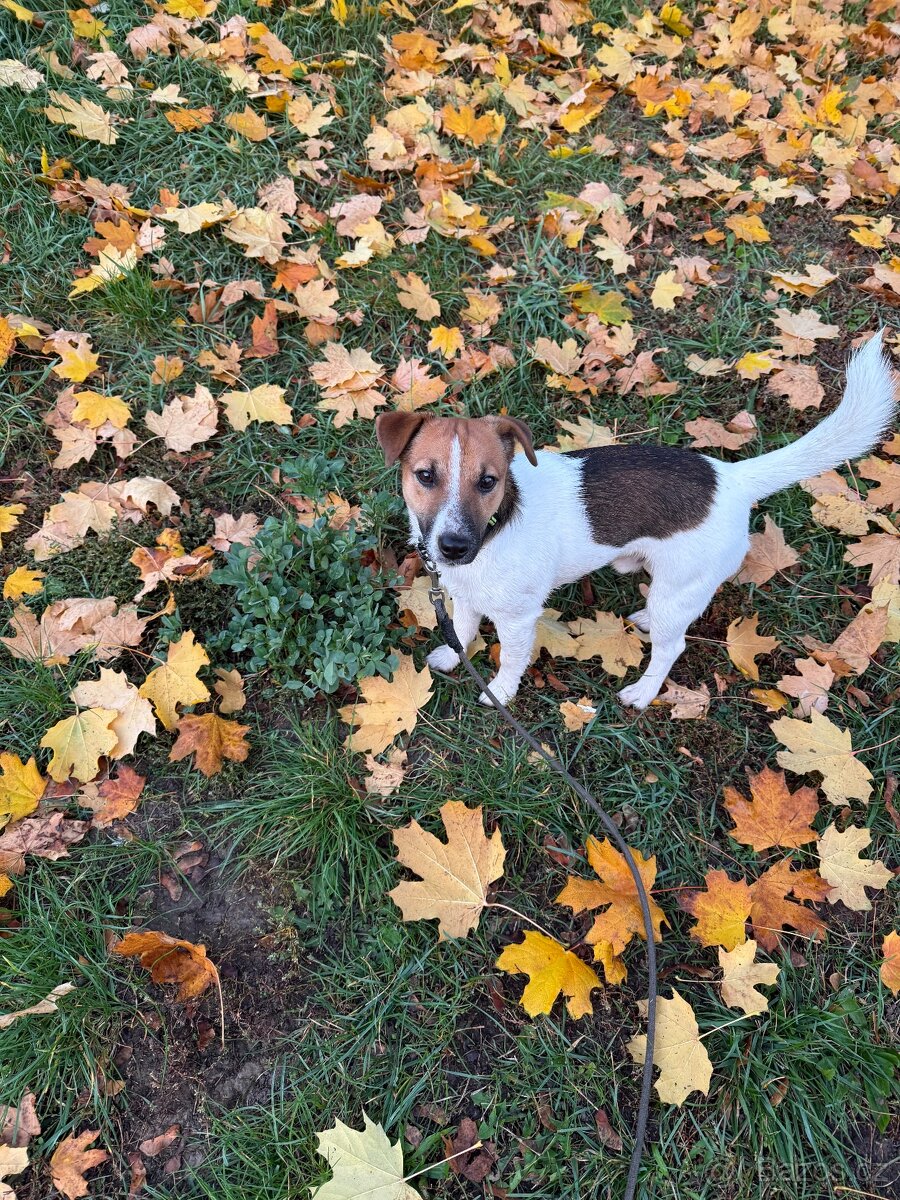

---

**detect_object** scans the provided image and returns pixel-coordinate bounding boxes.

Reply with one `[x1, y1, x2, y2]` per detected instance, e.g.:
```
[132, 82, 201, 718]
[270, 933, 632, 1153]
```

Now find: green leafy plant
[210, 504, 401, 697]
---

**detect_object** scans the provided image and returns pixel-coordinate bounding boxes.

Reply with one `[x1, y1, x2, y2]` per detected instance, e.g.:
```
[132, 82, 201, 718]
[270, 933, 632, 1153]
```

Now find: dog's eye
[478, 475, 497, 493]
[414, 468, 435, 487]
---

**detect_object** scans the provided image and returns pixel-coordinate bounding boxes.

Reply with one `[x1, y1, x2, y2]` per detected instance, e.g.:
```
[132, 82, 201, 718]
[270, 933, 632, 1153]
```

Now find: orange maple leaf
[723, 766, 820, 852]
[748, 859, 829, 952]
[168, 713, 251, 777]
[114, 929, 219, 1002]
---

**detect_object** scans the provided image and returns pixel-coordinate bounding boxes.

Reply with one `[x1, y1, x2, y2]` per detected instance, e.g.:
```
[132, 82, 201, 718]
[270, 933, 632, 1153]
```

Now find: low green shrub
[210, 491, 401, 697]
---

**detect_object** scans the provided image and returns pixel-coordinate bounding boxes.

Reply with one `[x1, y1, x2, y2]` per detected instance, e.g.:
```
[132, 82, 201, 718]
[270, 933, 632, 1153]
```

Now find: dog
[376, 332, 896, 710]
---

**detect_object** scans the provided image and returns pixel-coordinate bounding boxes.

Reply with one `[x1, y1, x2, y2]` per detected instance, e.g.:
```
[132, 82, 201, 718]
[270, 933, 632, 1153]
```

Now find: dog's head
[376, 413, 537, 566]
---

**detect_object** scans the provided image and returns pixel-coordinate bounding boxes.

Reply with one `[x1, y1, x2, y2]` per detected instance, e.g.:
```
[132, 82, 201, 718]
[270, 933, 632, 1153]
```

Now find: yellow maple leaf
[628, 990, 713, 1106]
[388, 801, 505, 940]
[0, 752, 46, 827]
[71, 390, 131, 429]
[427, 325, 463, 360]
[726, 613, 778, 680]
[772, 709, 873, 806]
[394, 271, 440, 321]
[0, 503, 26, 550]
[734, 351, 776, 380]
[441, 104, 505, 147]
[47, 334, 100, 383]
[163, 0, 217, 15]
[496, 931, 600, 1019]
[225, 107, 271, 142]
[725, 213, 770, 243]
[39, 708, 119, 783]
[650, 269, 685, 311]
[139, 631, 211, 731]
[220, 383, 293, 432]
[339, 653, 432, 755]
[681, 869, 751, 950]
[568, 610, 644, 677]
[3, 566, 45, 600]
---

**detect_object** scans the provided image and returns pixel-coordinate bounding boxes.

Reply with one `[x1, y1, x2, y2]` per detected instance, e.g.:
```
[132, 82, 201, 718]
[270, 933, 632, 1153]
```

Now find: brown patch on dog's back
[567, 445, 717, 546]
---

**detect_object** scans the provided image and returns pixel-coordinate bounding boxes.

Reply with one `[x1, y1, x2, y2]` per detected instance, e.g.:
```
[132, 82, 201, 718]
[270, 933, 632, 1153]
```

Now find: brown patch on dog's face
[386, 415, 535, 565]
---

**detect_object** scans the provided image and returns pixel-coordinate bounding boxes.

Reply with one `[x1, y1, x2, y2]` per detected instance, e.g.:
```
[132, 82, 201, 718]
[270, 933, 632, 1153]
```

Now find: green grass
[1, 0, 898, 1197]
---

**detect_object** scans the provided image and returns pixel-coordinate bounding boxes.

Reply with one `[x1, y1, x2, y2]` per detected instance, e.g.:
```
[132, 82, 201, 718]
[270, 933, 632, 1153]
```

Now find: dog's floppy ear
[376, 411, 426, 466]
[491, 416, 537, 466]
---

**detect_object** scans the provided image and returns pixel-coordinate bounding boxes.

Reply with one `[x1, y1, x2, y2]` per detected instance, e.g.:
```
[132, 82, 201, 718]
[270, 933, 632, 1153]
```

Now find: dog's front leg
[426, 598, 482, 673]
[479, 607, 542, 706]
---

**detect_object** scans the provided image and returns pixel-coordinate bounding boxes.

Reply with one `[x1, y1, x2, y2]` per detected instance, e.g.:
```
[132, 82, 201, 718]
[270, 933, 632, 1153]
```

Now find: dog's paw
[479, 678, 516, 707]
[427, 644, 461, 672]
[617, 679, 659, 710]
[627, 608, 651, 632]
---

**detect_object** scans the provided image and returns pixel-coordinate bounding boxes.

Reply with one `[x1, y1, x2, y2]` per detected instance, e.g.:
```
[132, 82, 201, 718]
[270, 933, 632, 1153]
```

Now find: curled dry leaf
[114, 930, 219, 1003]
[363, 747, 407, 797]
[559, 696, 597, 731]
[389, 801, 505, 940]
[49, 1130, 109, 1200]
[627, 990, 712, 1106]
[213, 668, 246, 714]
[496, 931, 601, 1019]
[0, 982, 75, 1031]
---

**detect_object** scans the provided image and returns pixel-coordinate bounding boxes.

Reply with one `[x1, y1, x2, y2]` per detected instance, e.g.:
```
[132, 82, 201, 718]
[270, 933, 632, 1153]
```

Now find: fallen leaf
[568, 610, 644, 677]
[0, 58, 44, 91]
[39, 708, 119, 783]
[3, 567, 45, 600]
[733, 517, 800, 585]
[681, 869, 752, 950]
[725, 213, 769, 243]
[859, 456, 900, 512]
[775, 658, 834, 717]
[0, 812, 89, 870]
[0, 1144, 28, 1197]
[139, 631, 210, 731]
[50, 1130, 109, 1200]
[0, 982, 75, 1030]
[556, 836, 665, 981]
[1, 1091, 40, 1148]
[70, 390, 131, 429]
[560, 696, 597, 731]
[0, 754, 46, 828]
[772, 710, 873, 806]
[816, 824, 890, 911]
[209, 512, 259, 552]
[114, 930, 219, 1002]
[145, 385, 218, 451]
[394, 271, 440, 320]
[168, 713, 251, 777]
[364, 747, 407, 797]
[496, 931, 600, 1019]
[650, 269, 685, 310]
[719, 940, 779, 1015]
[220, 383, 293, 432]
[70, 669, 156, 758]
[627, 990, 713, 1106]
[881, 931, 900, 994]
[531, 608, 579, 660]
[748, 858, 830, 952]
[726, 614, 778, 680]
[213, 668, 246, 714]
[339, 653, 432, 755]
[388, 801, 505, 940]
[844, 533, 900, 587]
[655, 680, 710, 719]
[685, 414, 756, 451]
[311, 1112, 419, 1200]
[81, 767, 144, 828]
[44, 90, 119, 144]
[0, 504, 25, 549]
[225, 106, 270, 141]
[723, 766, 819, 851]
[139, 1125, 180, 1157]
[427, 325, 464, 360]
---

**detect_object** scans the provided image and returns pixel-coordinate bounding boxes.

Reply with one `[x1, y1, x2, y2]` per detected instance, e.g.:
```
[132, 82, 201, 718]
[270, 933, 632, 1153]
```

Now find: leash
[417, 541, 657, 1200]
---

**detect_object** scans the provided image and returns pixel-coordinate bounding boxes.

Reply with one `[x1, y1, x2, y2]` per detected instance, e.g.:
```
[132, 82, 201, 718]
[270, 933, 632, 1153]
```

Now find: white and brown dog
[377, 332, 896, 710]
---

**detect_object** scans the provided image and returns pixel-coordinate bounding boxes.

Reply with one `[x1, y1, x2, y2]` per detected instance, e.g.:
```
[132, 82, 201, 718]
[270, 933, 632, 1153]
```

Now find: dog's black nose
[437, 532, 472, 561]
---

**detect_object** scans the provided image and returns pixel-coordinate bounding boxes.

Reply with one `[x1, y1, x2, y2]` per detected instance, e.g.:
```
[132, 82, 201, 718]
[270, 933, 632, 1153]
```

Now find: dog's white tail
[726, 330, 897, 503]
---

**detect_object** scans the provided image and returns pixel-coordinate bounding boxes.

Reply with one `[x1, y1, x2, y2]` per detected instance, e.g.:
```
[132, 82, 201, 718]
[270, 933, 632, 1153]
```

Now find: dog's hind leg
[617, 570, 720, 710]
